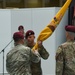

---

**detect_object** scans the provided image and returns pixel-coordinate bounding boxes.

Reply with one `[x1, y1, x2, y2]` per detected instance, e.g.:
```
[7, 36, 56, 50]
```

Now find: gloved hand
[33, 49, 40, 56]
[34, 50, 39, 54]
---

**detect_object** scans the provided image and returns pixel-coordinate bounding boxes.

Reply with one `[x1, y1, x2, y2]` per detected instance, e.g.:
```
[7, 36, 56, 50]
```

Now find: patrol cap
[18, 25, 24, 30]
[13, 32, 24, 42]
[25, 30, 35, 39]
[65, 25, 75, 33]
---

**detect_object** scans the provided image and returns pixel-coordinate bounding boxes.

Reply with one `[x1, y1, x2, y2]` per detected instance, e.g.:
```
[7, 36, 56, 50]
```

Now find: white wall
[0, 8, 68, 75]
[11, 8, 32, 33]
[0, 9, 11, 73]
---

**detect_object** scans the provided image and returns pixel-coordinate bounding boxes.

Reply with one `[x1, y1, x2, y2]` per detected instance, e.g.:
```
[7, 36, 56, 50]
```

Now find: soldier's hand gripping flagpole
[32, 0, 72, 51]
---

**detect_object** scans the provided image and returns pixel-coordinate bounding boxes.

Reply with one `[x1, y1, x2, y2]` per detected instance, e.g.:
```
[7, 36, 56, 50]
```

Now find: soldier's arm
[30, 49, 41, 63]
[56, 46, 64, 75]
[38, 45, 49, 59]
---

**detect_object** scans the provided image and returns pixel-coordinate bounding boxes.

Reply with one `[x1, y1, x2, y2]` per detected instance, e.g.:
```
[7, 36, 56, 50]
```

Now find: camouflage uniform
[56, 40, 75, 75]
[27, 45, 49, 75]
[6, 44, 40, 75]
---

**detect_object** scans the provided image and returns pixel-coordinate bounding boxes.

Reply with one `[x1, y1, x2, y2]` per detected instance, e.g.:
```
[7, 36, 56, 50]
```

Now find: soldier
[18, 25, 27, 45]
[18, 25, 25, 36]
[25, 30, 49, 75]
[56, 25, 75, 75]
[6, 32, 41, 75]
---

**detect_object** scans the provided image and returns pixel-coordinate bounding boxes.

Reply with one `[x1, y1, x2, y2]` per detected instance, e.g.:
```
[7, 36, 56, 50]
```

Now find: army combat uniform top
[6, 44, 40, 75]
[56, 41, 75, 75]
[27, 45, 49, 75]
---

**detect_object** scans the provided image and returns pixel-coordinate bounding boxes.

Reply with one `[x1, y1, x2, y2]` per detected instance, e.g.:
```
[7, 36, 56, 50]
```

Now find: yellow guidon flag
[32, 0, 72, 51]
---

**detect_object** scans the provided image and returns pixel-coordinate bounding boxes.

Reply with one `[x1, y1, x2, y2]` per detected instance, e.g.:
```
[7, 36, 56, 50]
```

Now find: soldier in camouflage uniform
[18, 25, 25, 36]
[25, 30, 49, 75]
[18, 25, 27, 45]
[6, 32, 41, 75]
[56, 25, 75, 75]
